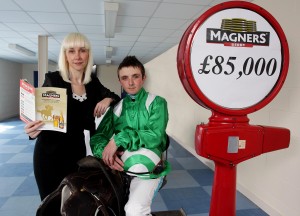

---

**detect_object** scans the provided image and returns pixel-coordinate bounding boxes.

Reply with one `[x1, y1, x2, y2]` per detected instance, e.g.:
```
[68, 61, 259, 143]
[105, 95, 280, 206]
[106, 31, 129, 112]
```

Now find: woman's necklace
[69, 72, 87, 102]
[71, 82, 86, 102]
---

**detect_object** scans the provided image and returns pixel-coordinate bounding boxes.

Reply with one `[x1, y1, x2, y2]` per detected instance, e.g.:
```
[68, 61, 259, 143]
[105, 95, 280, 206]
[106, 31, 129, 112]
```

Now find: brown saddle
[36, 156, 128, 216]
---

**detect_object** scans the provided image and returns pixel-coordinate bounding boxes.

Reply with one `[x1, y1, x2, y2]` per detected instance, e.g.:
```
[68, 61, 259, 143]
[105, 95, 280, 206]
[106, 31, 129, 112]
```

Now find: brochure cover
[19, 79, 67, 133]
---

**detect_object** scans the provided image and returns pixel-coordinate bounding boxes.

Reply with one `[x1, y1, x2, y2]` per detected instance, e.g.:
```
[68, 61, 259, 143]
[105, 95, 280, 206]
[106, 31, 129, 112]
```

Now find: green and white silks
[90, 88, 170, 179]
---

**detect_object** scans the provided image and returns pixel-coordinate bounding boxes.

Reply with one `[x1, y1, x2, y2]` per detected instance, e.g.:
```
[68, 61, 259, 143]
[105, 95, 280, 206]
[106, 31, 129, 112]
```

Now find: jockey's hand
[102, 139, 118, 167]
[24, 120, 44, 139]
[108, 156, 124, 171]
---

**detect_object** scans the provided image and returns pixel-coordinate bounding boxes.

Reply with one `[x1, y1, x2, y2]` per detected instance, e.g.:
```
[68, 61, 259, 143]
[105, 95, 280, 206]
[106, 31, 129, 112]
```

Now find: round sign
[177, 1, 289, 115]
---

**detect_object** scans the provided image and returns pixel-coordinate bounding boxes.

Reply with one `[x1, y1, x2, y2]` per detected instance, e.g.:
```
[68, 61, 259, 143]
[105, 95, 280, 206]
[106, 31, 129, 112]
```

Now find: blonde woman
[24, 33, 120, 205]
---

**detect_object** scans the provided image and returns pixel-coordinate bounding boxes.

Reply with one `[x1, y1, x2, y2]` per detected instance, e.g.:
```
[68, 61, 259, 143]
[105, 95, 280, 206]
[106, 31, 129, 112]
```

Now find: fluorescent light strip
[8, 44, 36, 56]
[104, 2, 119, 38]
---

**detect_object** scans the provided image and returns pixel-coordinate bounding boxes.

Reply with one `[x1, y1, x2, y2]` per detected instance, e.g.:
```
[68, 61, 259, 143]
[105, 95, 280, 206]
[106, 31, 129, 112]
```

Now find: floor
[0, 117, 269, 216]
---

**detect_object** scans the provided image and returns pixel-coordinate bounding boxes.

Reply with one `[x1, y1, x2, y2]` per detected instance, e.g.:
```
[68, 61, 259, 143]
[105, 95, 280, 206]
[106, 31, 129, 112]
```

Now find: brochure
[19, 79, 67, 133]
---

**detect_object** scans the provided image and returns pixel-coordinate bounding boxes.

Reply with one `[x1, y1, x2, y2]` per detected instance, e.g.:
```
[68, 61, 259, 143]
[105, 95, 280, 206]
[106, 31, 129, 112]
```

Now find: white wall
[144, 0, 300, 215]
[0, 59, 22, 121]
[240, 0, 300, 215]
[145, 46, 211, 153]
[22, 64, 58, 85]
[97, 64, 121, 97]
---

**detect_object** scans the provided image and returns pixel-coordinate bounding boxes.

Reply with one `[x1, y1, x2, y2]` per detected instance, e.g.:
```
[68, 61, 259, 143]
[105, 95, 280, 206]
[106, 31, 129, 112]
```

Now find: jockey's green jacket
[90, 88, 169, 160]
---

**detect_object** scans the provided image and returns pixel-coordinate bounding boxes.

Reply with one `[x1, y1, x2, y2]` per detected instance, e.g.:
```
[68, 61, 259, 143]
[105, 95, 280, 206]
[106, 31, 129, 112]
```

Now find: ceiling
[0, 0, 240, 66]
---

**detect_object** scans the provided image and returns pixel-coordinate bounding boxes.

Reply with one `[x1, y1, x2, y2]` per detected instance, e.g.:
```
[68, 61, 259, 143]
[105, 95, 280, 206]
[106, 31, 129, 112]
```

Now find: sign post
[177, 2, 290, 215]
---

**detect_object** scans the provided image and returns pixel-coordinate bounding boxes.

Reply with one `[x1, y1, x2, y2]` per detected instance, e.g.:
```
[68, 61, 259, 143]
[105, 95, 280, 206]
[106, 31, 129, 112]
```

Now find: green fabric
[122, 147, 161, 172]
[90, 88, 170, 178]
[90, 107, 114, 159]
[123, 155, 156, 171]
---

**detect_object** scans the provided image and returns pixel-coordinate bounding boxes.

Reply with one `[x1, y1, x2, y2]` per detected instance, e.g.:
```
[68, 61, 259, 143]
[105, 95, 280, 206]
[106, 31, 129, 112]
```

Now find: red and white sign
[177, 1, 289, 115]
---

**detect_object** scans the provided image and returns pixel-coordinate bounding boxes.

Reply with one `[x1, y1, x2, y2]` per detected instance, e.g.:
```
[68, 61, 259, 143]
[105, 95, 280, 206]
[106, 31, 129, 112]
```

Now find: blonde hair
[58, 32, 94, 84]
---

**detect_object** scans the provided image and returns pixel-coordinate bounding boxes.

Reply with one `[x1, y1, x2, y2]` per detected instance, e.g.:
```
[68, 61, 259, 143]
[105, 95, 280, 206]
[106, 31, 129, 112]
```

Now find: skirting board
[237, 183, 281, 216]
[152, 208, 187, 216]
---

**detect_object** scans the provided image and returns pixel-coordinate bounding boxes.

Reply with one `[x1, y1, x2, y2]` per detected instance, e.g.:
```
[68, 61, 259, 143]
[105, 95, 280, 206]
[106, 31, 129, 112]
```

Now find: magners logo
[206, 18, 270, 47]
[42, 90, 60, 98]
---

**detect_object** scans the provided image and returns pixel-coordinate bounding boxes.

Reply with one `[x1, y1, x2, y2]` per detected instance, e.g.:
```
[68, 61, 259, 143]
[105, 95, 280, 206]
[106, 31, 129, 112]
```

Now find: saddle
[36, 156, 128, 216]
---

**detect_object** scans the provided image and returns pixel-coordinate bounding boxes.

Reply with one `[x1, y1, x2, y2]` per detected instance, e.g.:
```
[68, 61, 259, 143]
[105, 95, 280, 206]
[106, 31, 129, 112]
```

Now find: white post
[38, 35, 48, 87]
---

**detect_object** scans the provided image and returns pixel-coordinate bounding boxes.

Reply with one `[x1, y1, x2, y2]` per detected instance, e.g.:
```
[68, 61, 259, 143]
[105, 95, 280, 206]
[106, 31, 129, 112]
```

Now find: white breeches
[124, 177, 163, 216]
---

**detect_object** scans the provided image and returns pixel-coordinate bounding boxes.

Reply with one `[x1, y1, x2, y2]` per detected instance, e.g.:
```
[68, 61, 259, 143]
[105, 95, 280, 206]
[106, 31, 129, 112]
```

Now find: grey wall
[0, 59, 22, 121]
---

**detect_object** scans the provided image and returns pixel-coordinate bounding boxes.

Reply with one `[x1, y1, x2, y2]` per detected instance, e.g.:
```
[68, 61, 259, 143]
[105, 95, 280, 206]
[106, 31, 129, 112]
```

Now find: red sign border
[177, 1, 289, 115]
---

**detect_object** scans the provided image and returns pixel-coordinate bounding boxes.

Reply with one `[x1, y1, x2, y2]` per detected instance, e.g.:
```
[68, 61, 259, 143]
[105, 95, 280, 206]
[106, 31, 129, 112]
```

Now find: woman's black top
[33, 71, 120, 200]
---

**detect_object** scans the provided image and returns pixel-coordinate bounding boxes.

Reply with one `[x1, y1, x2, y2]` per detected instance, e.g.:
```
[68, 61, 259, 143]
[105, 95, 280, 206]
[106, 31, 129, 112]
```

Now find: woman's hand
[24, 120, 44, 139]
[94, 98, 113, 117]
